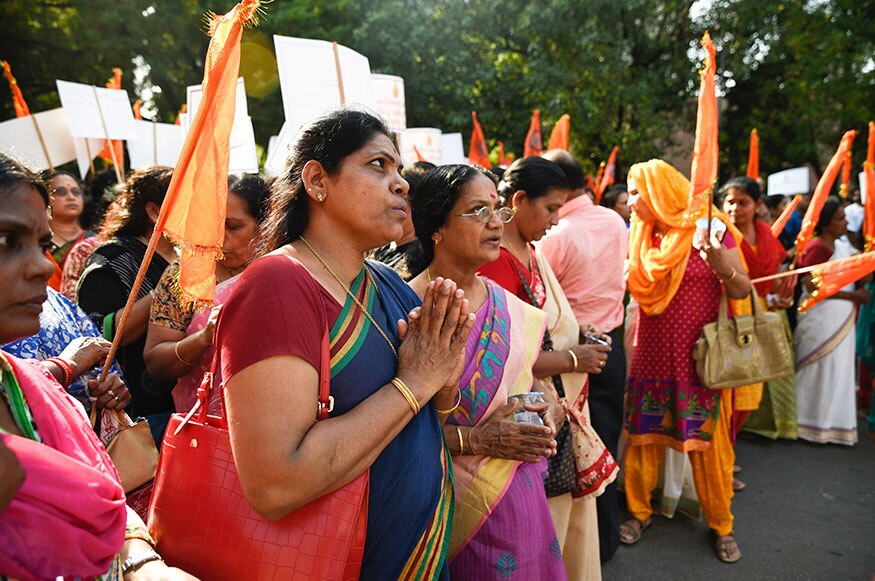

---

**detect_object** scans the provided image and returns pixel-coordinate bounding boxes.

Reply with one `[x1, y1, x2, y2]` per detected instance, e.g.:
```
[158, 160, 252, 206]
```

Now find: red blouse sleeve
[798, 239, 833, 268]
[218, 255, 329, 381]
[477, 249, 527, 301]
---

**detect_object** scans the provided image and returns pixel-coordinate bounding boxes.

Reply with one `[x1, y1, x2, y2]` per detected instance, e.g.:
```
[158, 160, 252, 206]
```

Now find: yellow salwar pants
[624, 390, 735, 536]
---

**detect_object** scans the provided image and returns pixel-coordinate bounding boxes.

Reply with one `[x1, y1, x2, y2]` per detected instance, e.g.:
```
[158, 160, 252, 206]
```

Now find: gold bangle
[125, 532, 156, 548]
[174, 340, 195, 366]
[567, 350, 579, 373]
[391, 377, 420, 416]
[467, 427, 477, 455]
[435, 388, 462, 415]
[456, 425, 464, 455]
[719, 267, 737, 281]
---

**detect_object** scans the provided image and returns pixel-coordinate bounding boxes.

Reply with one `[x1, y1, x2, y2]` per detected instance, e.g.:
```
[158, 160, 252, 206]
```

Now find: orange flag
[795, 130, 857, 257]
[839, 137, 853, 199]
[770, 195, 802, 238]
[468, 111, 492, 168]
[132, 99, 143, 120]
[547, 114, 570, 151]
[594, 163, 605, 195]
[523, 110, 542, 157]
[413, 145, 428, 163]
[586, 175, 596, 192]
[799, 251, 875, 312]
[498, 141, 505, 166]
[97, 68, 125, 170]
[174, 104, 187, 125]
[2, 61, 30, 117]
[747, 128, 759, 179]
[683, 32, 718, 226]
[864, 121, 875, 252]
[596, 145, 620, 201]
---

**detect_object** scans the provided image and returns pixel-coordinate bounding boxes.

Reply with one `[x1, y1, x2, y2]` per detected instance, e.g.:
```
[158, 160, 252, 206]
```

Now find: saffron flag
[468, 111, 492, 168]
[586, 175, 596, 193]
[97, 68, 125, 170]
[839, 137, 853, 199]
[498, 141, 506, 166]
[596, 145, 620, 201]
[594, 163, 605, 197]
[523, 110, 542, 157]
[864, 122, 875, 251]
[770, 195, 802, 238]
[799, 251, 875, 312]
[413, 145, 428, 163]
[683, 32, 718, 226]
[747, 128, 759, 179]
[795, 130, 857, 257]
[156, 0, 260, 305]
[174, 104, 187, 125]
[547, 114, 570, 151]
[2, 61, 30, 117]
[133, 99, 143, 120]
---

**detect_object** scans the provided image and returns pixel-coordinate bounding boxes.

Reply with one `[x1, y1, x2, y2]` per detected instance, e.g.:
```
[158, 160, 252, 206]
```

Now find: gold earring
[316, 193, 325, 202]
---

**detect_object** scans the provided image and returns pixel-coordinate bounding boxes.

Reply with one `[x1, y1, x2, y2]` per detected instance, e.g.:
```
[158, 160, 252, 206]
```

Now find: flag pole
[83, 139, 96, 177]
[92, 85, 124, 184]
[29, 115, 54, 172]
[332, 41, 346, 105]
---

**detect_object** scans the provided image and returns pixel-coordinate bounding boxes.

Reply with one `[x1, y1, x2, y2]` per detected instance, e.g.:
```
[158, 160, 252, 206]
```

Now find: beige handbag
[91, 406, 159, 493]
[692, 288, 793, 389]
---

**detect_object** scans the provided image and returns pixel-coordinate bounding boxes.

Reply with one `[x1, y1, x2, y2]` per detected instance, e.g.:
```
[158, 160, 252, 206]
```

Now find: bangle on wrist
[455, 425, 464, 455]
[467, 427, 478, 455]
[391, 377, 420, 416]
[435, 387, 462, 415]
[174, 340, 195, 367]
[125, 531, 156, 549]
[719, 267, 737, 281]
[46, 357, 73, 387]
[567, 350, 579, 373]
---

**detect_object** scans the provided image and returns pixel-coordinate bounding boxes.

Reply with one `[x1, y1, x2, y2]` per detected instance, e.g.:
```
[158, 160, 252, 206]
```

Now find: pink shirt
[537, 194, 629, 331]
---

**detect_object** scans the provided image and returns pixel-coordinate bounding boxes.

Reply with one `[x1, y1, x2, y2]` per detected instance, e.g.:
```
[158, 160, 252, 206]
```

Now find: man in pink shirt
[539, 149, 629, 563]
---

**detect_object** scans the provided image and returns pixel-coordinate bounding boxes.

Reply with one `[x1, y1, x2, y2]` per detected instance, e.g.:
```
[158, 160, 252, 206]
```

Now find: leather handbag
[147, 329, 369, 580]
[693, 287, 793, 389]
[90, 406, 158, 494]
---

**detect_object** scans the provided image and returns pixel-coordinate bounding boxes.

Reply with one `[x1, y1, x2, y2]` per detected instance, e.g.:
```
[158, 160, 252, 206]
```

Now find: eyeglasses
[51, 186, 83, 198]
[456, 206, 515, 224]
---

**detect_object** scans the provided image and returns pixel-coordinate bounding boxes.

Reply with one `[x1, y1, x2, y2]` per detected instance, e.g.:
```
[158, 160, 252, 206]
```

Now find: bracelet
[122, 550, 163, 574]
[125, 531, 156, 549]
[46, 357, 73, 387]
[174, 340, 195, 366]
[567, 350, 579, 373]
[719, 267, 737, 281]
[456, 425, 464, 455]
[467, 427, 478, 455]
[435, 388, 462, 415]
[391, 377, 420, 416]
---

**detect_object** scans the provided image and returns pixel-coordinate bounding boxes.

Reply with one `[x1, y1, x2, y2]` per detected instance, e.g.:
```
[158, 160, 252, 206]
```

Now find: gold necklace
[300, 236, 398, 359]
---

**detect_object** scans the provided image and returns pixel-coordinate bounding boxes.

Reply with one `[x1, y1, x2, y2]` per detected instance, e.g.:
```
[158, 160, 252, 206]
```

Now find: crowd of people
[0, 107, 869, 580]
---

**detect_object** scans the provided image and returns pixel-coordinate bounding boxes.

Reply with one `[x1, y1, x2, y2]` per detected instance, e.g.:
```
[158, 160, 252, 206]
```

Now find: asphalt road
[602, 420, 875, 581]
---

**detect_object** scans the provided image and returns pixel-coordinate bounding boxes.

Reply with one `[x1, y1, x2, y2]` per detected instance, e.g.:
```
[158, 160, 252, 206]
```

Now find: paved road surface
[602, 421, 875, 581]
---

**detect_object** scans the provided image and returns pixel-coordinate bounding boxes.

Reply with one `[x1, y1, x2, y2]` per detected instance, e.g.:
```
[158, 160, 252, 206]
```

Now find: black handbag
[513, 259, 579, 498]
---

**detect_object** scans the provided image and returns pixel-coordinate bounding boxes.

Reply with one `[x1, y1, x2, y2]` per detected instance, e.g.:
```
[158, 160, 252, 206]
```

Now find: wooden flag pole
[29, 115, 54, 172]
[332, 41, 346, 105]
[83, 139, 96, 177]
[750, 263, 818, 284]
[92, 85, 124, 184]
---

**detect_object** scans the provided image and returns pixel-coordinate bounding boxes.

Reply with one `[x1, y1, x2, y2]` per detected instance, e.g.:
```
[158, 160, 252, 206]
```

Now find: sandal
[732, 477, 746, 492]
[619, 517, 651, 545]
[733, 465, 741, 474]
[714, 533, 742, 563]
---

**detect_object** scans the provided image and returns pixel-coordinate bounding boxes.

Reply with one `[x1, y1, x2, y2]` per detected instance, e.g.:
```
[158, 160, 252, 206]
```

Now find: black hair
[99, 166, 173, 239]
[410, 164, 497, 271]
[545, 151, 585, 190]
[401, 161, 436, 198]
[228, 173, 270, 226]
[260, 108, 393, 253]
[82, 168, 121, 230]
[600, 183, 628, 209]
[498, 156, 570, 204]
[815, 197, 842, 235]
[0, 153, 49, 206]
[763, 195, 786, 210]
[719, 176, 762, 202]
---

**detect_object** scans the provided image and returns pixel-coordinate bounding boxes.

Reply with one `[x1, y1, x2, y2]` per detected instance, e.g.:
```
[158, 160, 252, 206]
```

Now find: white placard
[440, 133, 466, 165]
[178, 113, 190, 138]
[860, 171, 868, 204]
[399, 128, 442, 167]
[266, 135, 278, 165]
[72, 137, 104, 179]
[0, 108, 77, 170]
[228, 117, 259, 174]
[187, 77, 248, 148]
[274, 36, 375, 135]
[372, 74, 406, 132]
[767, 167, 810, 196]
[264, 121, 293, 176]
[56, 80, 138, 140]
[127, 120, 185, 169]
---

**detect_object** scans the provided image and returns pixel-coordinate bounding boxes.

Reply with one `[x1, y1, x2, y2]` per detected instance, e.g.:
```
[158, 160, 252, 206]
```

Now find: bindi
[489, 193, 497, 199]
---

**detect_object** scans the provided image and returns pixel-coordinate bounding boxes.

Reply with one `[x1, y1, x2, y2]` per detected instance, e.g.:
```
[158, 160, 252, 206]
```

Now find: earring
[316, 193, 325, 202]
[433, 234, 442, 245]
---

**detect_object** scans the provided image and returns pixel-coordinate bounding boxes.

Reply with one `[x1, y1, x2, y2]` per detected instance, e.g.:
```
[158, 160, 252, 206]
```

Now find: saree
[446, 279, 565, 580]
[0, 351, 126, 580]
[795, 238, 858, 445]
[536, 251, 616, 581]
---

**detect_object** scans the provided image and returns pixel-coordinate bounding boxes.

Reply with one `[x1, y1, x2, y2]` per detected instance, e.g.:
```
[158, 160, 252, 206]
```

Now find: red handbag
[147, 329, 369, 580]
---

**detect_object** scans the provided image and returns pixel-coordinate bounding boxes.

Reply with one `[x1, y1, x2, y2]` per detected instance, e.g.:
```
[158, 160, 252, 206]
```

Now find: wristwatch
[122, 550, 164, 575]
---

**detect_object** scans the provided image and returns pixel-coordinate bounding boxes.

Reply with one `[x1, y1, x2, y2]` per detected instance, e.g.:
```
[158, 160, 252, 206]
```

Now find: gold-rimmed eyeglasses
[456, 206, 515, 224]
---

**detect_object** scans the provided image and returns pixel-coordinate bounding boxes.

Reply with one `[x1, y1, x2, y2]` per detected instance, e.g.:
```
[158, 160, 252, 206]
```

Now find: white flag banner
[228, 117, 259, 174]
[186, 77, 249, 149]
[0, 108, 77, 170]
[860, 171, 868, 204]
[127, 120, 185, 169]
[399, 128, 442, 167]
[440, 133, 466, 165]
[371, 74, 406, 132]
[56, 80, 137, 140]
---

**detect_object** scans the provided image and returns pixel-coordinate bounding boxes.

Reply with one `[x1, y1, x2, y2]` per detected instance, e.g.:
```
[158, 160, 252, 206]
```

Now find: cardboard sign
[127, 120, 185, 169]
[372, 74, 406, 132]
[72, 137, 104, 179]
[56, 80, 138, 140]
[860, 171, 868, 204]
[440, 133, 466, 165]
[264, 121, 293, 176]
[0, 108, 77, 170]
[399, 128, 442, 166]
[274, 35, 375, 135]
[186, 77, 248, 148]
[228, 117, 259, 174]
[767, 167, 810, 196]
